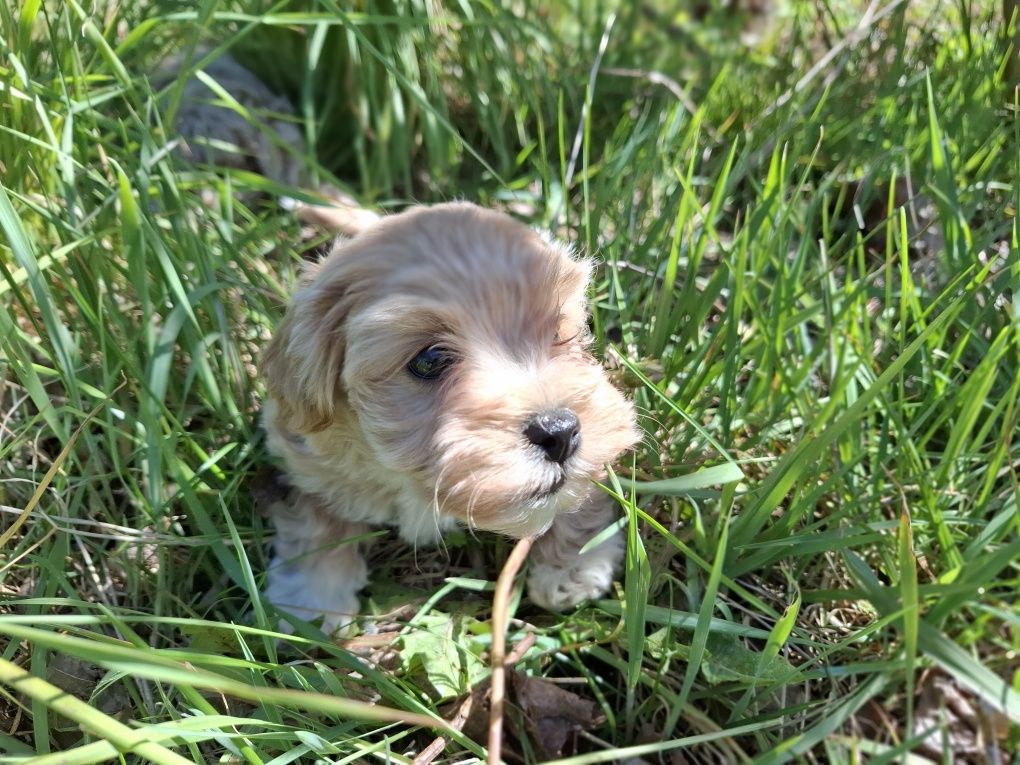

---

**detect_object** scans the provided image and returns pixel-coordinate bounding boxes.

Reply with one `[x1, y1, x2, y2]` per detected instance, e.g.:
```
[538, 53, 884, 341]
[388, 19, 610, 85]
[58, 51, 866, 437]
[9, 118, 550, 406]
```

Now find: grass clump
[1, 0, 1019, 762]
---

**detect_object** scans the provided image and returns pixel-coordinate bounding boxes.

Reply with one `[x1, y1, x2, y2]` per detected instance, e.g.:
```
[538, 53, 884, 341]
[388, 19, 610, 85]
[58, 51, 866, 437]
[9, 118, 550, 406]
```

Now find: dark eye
[554, 329, 577, 347]
[407, 346, 456, 380]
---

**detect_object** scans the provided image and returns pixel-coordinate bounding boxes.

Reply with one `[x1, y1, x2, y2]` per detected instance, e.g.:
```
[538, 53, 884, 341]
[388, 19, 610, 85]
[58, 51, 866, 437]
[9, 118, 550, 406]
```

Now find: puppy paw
[527, 493, 626, 611]
[527, 538, 622, 611]
[265, 562, 362, 635]
[263, 496, 370, 636]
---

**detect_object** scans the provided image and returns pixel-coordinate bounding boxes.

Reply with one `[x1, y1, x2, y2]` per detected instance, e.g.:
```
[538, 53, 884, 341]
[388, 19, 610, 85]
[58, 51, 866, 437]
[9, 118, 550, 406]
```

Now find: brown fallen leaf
[913, 668, 1010, 762]
[510, 672, 604, 760]
[456, 671, 604, 761]
[47, 654, 132, 717]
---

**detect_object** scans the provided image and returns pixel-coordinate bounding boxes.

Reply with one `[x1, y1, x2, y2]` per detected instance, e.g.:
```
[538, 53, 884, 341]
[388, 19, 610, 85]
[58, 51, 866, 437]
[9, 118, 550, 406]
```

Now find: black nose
[524, 408, 581, 465]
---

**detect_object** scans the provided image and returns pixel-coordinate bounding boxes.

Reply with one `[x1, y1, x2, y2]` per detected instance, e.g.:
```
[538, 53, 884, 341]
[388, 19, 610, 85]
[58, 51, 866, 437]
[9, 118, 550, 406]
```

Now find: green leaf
[399, 615, 486, 701]
[700, 633, 802, 686]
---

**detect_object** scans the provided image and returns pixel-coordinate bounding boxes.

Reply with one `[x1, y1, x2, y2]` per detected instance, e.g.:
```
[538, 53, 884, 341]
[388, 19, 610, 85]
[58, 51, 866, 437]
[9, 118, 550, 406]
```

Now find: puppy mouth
[531, 471, 566, 499]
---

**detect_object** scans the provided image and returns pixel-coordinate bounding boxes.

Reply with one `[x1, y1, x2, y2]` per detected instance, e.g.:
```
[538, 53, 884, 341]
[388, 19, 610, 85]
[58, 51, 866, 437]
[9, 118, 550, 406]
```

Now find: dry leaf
[510, 672, 603, 759]
[913, 668, 1010, 762]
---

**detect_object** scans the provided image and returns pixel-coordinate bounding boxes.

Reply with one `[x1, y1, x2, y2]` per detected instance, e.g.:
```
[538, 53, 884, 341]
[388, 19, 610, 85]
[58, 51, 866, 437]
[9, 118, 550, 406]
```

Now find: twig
[411, 692, 475, 765]
[601, 67, 699, 120]
[291, 196, 380, 237]
[602, 67, 723, 143]
[731, 0, 905, 191]
[411, 734, 450, 765]
[487, 536, 535, 765]
[761, 0, 893, 121]
[503, 632, 536, 667]
[412, 630, 536, 765]
[603, 65, 726, 143]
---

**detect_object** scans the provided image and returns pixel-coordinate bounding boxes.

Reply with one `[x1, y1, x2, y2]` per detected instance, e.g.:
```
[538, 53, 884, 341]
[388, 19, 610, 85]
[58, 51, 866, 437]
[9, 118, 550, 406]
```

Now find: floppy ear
[262, 260, 351, 434]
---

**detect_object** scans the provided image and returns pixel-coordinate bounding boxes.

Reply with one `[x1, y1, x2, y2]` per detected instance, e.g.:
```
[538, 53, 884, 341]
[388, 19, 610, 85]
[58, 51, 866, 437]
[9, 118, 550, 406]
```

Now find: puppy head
[264, 202, 638, 537]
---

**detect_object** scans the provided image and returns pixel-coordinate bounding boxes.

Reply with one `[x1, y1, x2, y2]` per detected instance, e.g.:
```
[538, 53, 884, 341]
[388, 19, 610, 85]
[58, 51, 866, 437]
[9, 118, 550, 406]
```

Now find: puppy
[261, 202, 638, 633]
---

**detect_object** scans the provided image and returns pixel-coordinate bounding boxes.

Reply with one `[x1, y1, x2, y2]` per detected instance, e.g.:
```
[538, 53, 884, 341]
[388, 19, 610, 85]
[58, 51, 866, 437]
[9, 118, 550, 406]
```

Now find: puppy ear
[262, 261, 350, 433]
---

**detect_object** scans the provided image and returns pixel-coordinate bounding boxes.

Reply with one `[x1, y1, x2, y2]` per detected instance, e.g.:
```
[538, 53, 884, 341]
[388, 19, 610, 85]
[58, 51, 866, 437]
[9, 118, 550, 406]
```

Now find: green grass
[2, 0, 1019, 762]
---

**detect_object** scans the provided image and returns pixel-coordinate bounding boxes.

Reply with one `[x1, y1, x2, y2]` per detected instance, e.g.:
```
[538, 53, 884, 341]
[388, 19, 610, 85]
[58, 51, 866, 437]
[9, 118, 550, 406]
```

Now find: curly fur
[262, 202, 638, 633]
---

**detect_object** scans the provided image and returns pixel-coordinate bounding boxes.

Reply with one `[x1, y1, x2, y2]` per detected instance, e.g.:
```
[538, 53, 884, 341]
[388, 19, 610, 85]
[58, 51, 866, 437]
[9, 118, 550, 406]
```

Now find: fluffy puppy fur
[262, 202, 638, 632]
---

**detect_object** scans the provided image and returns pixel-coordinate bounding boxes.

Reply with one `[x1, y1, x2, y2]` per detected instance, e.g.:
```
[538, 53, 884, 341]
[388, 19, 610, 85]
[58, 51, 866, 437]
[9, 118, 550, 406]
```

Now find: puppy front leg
[264, 490, 369, 635]
[527, 491, 625, 611]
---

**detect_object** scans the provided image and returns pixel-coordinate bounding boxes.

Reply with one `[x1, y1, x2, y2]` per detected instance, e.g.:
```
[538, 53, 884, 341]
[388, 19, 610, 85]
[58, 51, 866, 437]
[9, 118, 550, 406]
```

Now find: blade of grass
[0, 657, 197, 765]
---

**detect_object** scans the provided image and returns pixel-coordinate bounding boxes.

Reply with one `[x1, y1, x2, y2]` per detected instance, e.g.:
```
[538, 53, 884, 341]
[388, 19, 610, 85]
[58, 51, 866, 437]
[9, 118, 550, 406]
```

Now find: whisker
[430, 464, 451, 560]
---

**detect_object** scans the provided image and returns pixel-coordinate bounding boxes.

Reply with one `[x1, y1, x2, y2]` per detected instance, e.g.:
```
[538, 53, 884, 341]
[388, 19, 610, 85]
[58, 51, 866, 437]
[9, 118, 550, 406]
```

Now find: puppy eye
[553, 330, 577, 347]
[407, 345, 456, 380]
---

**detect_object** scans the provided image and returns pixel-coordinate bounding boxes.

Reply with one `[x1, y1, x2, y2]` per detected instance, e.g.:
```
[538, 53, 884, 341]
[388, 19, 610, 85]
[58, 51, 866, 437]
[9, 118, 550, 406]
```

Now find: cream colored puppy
[262, 202, 638, 633]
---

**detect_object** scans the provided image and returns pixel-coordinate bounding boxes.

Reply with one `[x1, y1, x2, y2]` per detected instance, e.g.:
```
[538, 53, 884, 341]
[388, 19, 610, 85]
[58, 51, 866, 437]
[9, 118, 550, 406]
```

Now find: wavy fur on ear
[262, 259, 350, 433]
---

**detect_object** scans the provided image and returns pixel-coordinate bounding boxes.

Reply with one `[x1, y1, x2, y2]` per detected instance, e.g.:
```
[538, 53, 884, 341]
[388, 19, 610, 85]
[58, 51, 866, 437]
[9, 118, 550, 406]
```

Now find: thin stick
[412, 629, 536, 765]
[503, 632, 536, 667]
[411, 734, 449, 765]
[410, 692, 475, 765]
[487, 536, 535, 765]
